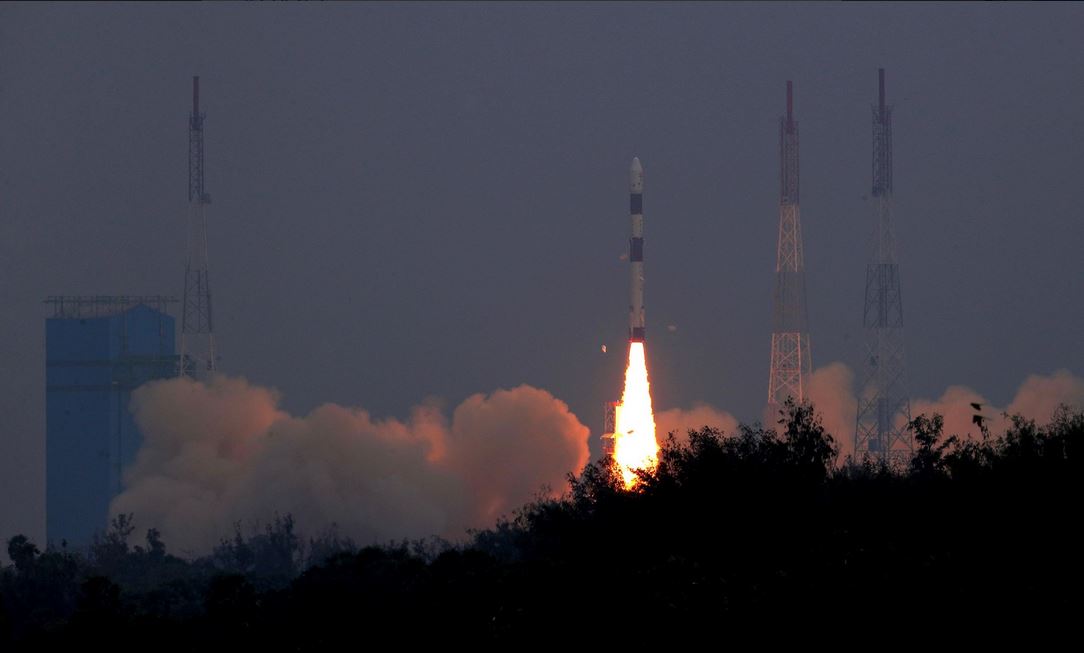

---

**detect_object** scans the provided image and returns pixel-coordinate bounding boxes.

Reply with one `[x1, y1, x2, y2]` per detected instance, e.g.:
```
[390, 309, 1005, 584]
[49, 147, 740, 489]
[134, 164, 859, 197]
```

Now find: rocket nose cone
[630, 157, 644, 192]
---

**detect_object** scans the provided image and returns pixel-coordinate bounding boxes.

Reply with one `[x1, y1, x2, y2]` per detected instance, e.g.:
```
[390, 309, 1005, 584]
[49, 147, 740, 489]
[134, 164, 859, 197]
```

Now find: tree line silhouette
[2, 401, 1080, 647]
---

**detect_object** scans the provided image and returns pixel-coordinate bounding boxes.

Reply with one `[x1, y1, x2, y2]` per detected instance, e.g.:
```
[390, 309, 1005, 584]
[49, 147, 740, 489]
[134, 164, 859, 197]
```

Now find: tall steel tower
[767, 81, 812, 416]
[179, 76, 217, 377]
[855, 69, 911, 462]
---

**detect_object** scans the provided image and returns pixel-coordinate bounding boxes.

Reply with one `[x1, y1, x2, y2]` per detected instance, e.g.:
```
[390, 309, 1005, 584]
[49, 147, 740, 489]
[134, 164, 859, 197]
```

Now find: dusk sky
[2, 3, 1082, 545]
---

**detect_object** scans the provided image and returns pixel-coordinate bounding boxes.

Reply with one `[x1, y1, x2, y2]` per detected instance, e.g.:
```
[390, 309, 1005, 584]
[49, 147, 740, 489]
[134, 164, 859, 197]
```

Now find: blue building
[45, 296, 177, 547]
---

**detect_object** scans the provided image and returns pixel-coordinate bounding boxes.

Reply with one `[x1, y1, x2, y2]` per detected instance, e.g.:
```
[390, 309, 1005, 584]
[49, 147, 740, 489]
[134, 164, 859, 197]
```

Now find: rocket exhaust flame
[608, 157, 658, 488]
[612, 341, 658, 488]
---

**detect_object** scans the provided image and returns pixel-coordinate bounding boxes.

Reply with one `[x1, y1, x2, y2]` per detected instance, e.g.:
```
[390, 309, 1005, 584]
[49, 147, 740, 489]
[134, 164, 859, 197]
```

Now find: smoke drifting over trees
[111, 376, 589, 554]
[655, 364, 1082, 462]
[911, 369, 1084, 444]
[655, 403, 739, 447]
[104, 367, 1084, 558]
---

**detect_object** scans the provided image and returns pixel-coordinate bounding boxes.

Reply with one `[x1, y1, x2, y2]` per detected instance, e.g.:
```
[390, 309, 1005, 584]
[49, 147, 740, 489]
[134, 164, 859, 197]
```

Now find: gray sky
[2, 2, 1082, 543]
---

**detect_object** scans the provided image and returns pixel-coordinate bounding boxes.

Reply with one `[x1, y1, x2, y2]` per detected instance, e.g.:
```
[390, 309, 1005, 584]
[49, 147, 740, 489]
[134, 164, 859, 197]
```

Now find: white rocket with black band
[629, 157, 645, 342]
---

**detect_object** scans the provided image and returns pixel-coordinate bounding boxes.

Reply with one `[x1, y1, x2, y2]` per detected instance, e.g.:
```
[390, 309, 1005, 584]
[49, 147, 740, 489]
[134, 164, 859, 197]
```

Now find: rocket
[629, 157, 645, 342]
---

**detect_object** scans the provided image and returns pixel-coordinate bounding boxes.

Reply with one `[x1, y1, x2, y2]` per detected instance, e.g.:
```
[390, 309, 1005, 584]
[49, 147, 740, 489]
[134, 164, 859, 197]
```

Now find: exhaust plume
[111, 376, 589, 554]
[911, 368, 1084, 442]
[806, 362, 860, 459]
[654, 364, 1082, 464]
[655, 403, 739, 445]
[612, 342, 659, 488]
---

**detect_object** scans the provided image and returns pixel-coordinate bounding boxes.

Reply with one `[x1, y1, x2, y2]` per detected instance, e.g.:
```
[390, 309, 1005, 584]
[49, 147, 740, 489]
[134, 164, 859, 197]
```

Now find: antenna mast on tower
[767, 80, 812, 416]
[855, 68, 911, 463]
[179, 75, 217, 377]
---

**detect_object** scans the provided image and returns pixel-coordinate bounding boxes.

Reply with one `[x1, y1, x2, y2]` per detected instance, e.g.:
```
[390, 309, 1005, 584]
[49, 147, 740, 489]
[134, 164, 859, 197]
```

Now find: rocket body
[629, 157, 645, 342]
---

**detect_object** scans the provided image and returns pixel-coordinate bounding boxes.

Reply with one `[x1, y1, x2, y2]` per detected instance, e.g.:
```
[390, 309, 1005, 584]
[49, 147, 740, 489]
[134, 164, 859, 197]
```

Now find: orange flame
[612, 342, 658, 488]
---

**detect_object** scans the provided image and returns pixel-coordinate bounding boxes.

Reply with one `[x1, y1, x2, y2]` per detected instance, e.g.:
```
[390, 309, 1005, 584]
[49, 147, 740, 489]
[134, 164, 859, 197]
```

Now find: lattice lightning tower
[179, 76, 217, 377]
[855, 68, 911, 462]
[767, 80, 812, 415]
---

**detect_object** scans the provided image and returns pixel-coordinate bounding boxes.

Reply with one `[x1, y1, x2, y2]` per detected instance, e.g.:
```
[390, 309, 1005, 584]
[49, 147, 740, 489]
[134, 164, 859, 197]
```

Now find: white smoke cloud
[111, 376, 589, 555]
[910, 368, 1084, 441]
[1005, 370, 1084, 424]
[445, 386, 592, 524]
[805, 364, 1084, 458]
[660, 364, 1084, 463]
[910, 384, 992, 442]
[654, 365, 855, 455]
[654, 403, 739, 446]
[114, 368, 1084, 555]
[806, 362, 859, 459]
